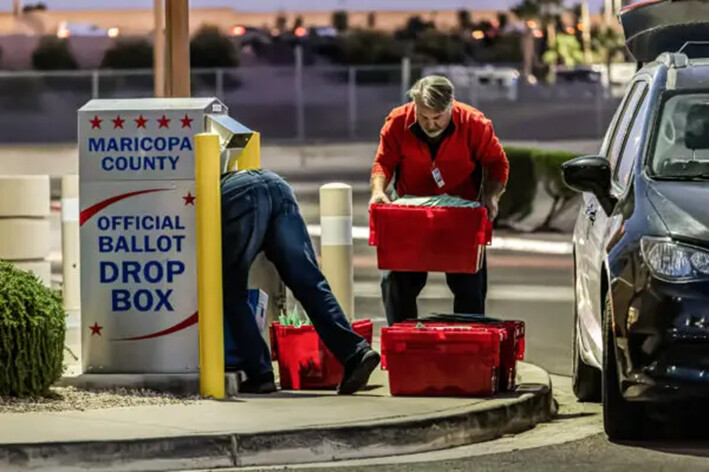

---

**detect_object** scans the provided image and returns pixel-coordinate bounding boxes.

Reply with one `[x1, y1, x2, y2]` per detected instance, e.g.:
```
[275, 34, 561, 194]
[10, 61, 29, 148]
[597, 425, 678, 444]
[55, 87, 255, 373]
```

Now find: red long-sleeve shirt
[371, 100, 509, 201]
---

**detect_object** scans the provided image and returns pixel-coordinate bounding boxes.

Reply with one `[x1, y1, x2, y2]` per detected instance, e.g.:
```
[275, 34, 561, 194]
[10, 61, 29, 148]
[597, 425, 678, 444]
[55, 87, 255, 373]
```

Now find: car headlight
[641, 237, 709, 282]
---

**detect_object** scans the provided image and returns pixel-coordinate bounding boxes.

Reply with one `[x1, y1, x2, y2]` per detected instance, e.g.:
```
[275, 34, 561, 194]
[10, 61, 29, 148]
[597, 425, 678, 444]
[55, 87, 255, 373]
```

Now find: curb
[0, 363, 555, 472]
[55, 372, 242, 397]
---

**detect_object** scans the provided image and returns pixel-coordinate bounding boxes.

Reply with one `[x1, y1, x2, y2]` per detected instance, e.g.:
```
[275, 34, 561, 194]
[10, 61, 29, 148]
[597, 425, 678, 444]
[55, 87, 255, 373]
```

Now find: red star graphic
[180, 113, 193, 128]
[89, 115, 102, 129]
[112, 115, 125, 129]
[135, 115, 148, 129]
[89, 322, 103, 336]
[157, 114, 171, 129]
[182, 192, 196, 206]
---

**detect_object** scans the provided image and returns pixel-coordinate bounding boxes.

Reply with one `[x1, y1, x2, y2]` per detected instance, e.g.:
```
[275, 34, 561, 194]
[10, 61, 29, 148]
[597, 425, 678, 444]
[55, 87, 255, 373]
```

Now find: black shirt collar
[408, 118, 456, 144]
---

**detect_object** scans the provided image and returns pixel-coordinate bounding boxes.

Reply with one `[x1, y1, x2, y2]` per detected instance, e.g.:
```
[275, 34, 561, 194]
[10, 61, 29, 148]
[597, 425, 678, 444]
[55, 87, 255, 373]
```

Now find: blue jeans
[380, 255, 488, 325]
[221, 169, 370, 379]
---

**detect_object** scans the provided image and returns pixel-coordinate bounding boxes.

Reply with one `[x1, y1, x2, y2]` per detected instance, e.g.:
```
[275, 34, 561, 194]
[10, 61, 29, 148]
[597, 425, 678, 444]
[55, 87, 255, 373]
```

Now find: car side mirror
[561, 155, 617, 216]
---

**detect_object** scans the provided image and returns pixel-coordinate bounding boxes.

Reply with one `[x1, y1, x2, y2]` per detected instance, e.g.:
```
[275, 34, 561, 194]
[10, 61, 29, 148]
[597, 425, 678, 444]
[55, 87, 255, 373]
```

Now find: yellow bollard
[237, 131, 261, 170]
[195, 132, 225, 399]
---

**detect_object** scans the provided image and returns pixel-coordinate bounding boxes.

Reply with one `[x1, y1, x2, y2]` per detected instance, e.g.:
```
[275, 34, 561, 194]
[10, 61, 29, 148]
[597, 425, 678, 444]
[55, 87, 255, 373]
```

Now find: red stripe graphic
[114, 311, 198, 341]
[80, 189, 171, 226]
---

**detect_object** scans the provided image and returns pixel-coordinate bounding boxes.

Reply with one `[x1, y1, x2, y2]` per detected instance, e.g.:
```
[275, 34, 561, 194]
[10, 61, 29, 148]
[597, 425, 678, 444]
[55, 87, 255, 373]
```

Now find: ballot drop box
[78, 98, 254, 374]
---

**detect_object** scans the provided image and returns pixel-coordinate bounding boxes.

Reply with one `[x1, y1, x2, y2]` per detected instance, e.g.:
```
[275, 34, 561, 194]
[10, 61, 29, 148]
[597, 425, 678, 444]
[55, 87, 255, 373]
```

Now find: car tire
[602, 292, 645, 441]
[572, 310, 602, 402]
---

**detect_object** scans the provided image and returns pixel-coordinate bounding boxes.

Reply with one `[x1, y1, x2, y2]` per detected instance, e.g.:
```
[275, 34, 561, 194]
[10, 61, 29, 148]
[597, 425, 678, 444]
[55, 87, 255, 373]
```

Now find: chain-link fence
[0, 64, 623, 144]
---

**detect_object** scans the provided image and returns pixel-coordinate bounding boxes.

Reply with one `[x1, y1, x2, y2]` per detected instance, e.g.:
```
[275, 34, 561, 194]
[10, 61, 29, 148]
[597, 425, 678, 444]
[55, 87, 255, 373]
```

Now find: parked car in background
[56, 21, 118, 38]
[562, 0, 709, 441]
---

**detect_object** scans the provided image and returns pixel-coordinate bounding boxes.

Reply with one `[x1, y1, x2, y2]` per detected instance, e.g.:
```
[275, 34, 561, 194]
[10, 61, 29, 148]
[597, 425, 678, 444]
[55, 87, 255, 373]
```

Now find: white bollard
[319, 183, 354, 321]
[61, 175, 82, 371]
[0, 175, 51, 286]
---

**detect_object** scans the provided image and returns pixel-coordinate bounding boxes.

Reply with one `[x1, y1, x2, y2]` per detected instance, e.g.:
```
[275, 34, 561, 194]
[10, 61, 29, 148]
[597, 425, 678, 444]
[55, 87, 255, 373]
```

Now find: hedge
[0, 262, 66, 397]
[31, 36, 78, 71]
[496, 146, 581, 230]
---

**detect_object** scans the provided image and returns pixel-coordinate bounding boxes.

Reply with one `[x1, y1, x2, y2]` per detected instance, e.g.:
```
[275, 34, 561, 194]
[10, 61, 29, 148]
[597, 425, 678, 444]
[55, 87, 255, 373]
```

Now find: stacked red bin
[369, 203, 492, 274]
[270, 319, 373, 390]
[380, 317, 525, 395]
[381, 324, 504, 396]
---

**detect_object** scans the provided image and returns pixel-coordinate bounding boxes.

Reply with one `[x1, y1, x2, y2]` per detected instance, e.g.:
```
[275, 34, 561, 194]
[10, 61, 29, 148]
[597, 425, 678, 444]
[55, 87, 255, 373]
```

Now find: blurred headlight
[641, 237, 709, 282]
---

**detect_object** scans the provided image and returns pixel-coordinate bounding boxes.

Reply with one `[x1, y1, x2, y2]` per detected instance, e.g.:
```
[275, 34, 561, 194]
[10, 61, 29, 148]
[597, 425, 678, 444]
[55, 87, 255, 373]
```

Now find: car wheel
[572, 308, 601, 402]
[602, 292, 645, 441]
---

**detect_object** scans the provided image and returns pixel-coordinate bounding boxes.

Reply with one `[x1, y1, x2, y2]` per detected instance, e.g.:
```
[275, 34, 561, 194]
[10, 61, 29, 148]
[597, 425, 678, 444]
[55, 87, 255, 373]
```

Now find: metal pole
[295, 45, 305, 142]
[153, 0, 165, 97]
[347, 67, 357, 139]
[194, 133, 225, 399]
[595, 82, 604, 137]
[467, 69, 479, 108]
[216, 68, 224, 99]
[319, 183, 354, 321]
[91, 70, 99, 99]
[401, 56, 411, 104]
[165, 0, 190, 97]
[61, 175, 81, 370]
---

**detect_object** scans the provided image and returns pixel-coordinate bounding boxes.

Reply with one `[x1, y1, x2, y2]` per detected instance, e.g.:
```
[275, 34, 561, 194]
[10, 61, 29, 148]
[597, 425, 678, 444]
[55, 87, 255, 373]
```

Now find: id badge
[431, 166, 445, 188]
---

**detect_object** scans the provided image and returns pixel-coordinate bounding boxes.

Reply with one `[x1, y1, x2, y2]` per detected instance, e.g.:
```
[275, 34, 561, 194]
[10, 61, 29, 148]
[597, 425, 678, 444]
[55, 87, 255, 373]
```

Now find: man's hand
[482, 194, 499, 221]
[369, 190, 391, 206]
[370, 174, 391, 206]
[481, 180, 505, 221]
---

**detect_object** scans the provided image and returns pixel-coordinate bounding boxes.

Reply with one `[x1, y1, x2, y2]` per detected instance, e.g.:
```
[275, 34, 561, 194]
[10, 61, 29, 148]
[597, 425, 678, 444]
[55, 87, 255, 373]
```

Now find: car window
[607, 83, 646, 170]
[599, 84, 636, 156]
[650, 93, 709, 179]
[614, 84, 650, 188]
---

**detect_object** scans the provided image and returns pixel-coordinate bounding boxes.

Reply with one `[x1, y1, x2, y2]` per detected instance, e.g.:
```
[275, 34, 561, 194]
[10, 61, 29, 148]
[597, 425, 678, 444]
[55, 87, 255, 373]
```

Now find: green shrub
[531, 148, 581, 230]
[494, 147, 581, 230]
[0, 262, 65, 397]
[332, 10, 349, 32]
[414, 30, 466, 64]
[101, 38, 153, 69]
[339, 29, 404, 65]
[190, 25, 239, 69]
[475, 32, 525, 64]
[31, 36, 78, 70]
[497, 146, 538, 225]
[396, 15, 435, 41]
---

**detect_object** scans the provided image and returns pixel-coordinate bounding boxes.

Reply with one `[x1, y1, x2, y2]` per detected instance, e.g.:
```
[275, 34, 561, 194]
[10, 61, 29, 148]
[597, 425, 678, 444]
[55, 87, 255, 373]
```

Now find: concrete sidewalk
[0, 358, 555, 471]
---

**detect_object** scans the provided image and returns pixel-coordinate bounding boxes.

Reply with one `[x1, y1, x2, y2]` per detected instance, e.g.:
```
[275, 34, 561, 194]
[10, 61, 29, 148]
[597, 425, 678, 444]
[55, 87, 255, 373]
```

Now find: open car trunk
[619, 0, 709, 63]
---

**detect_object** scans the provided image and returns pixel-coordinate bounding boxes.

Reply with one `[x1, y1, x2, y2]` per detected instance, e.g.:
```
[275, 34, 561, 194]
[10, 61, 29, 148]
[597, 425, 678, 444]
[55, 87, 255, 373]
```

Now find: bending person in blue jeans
[221, 169, 380, 394]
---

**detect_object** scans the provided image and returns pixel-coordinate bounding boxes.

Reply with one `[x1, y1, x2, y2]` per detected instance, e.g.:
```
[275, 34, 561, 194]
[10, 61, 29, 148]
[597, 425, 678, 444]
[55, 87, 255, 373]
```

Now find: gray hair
[408, 75, 454, 112]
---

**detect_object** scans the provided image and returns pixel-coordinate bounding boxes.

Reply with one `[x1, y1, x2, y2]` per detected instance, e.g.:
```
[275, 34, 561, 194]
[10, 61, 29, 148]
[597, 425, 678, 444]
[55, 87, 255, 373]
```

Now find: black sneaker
[240, 372, 277, 394]
[337, 349, 381, 395]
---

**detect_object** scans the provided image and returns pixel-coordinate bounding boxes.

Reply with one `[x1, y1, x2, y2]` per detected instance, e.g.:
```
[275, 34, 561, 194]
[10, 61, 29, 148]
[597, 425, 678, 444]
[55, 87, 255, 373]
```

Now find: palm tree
[592, 26, 626, 86]
[512, 0, 565, 82]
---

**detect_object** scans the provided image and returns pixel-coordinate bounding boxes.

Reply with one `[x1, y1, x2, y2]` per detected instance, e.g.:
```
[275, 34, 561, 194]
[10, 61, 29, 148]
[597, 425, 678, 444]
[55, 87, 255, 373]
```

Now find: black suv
[561, 0, 709, 441]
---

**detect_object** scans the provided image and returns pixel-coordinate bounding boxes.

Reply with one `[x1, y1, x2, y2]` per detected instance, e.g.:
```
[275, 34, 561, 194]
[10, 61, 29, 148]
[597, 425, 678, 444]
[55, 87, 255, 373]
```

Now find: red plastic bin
[384, 319, 525, 391]
[269, 319, 373, 390]
[369, 203, 492, 274]
[381, 325, 503, 396]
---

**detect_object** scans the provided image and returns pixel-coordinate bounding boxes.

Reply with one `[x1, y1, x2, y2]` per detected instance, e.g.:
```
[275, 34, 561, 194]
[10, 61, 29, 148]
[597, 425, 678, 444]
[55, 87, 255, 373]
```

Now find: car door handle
[586, 208, 596, 223]
[585, 204, 597, 223]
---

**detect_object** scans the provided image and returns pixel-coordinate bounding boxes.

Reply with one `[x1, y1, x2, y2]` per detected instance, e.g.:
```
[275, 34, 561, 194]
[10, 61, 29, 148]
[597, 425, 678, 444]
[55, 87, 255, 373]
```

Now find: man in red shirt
[370, 75, 509, 325]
